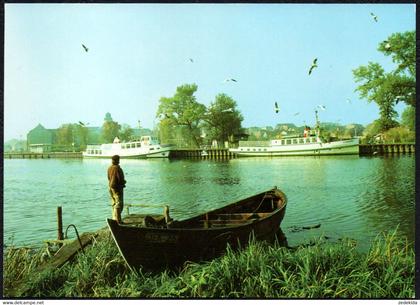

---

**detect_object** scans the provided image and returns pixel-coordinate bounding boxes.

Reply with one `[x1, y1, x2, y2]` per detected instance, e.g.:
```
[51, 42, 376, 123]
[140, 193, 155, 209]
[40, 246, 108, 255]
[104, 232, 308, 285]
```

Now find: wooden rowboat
[107, 186, 287, 270]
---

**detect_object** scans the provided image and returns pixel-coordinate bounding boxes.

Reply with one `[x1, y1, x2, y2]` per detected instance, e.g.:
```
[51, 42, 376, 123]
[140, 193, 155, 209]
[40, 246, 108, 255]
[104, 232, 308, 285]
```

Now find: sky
[4, 3, 416, 141]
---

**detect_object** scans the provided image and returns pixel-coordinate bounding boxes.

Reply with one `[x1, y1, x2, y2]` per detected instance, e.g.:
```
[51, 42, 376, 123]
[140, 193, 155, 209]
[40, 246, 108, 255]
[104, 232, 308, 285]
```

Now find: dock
[359, 143, 415, 155]
[170, 148, 236, 159]
[3, 144, 415, 159]
[4, 231, 98, 297]
[4, 152, 82, 159]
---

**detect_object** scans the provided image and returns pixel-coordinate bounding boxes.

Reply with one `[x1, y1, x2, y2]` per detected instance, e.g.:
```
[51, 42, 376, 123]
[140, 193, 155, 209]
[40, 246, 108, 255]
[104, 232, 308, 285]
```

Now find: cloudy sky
[4, 3, 415, 141]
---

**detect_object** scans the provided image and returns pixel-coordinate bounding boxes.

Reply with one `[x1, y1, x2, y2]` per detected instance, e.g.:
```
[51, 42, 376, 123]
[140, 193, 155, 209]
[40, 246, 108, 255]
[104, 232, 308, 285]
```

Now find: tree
[56, 124, 74, 146]
[353, 30, 415, 132]
[203, 93, 243, 144]
[102, 120, 121, 143]
[156, 84, 206, 148]
[75, 123, 89, 149]
[400, 106, 415, 131]
[119, 124, 134, 141]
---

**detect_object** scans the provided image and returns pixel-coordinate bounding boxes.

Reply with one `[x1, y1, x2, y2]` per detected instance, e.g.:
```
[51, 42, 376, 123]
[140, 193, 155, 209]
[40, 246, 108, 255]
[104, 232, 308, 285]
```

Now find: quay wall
[358, 143, 415, 155]
[3, 144, 415, 159]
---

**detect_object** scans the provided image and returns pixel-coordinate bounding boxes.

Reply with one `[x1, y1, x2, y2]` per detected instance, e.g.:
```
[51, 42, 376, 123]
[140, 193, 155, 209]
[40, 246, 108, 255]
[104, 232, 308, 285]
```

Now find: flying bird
[189, 58, 194, 63]
[395, 95, 404, 104]
[370, 12, 378, 22]
[294, 112, 300, 116]
[317, 104, 326, 111]
[224, 78, 237, 83]
[81, 44, 89, 52]
[308, 58, 318, 75]
[78, 121, 85, 126]
[274, 102, 280, 113]
[221, 108, 234, 113]
[383, 40, 391, 50]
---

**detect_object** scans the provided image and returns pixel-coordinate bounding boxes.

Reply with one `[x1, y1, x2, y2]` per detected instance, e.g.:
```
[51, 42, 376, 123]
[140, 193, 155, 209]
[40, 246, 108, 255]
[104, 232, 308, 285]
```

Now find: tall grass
[3, 230, 414, 298]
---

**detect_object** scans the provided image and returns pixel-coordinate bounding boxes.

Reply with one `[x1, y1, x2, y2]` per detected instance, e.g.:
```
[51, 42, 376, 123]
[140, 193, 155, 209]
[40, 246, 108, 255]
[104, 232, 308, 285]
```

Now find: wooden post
[57, 206, 64, 240]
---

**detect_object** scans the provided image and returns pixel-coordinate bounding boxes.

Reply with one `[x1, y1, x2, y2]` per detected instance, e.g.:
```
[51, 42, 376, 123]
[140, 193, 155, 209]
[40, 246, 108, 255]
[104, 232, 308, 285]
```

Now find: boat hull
[230, 138, 359, 157]
[107, 188, 287, 270]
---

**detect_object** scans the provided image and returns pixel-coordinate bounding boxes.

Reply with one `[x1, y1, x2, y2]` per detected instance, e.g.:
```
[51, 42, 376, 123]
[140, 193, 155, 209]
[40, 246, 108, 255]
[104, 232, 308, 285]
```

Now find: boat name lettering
[144, 232, 178, 243]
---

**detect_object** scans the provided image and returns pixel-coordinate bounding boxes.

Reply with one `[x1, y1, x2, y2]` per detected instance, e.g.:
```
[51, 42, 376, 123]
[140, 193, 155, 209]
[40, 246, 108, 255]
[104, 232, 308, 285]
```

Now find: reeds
[3, 229, 414, 298]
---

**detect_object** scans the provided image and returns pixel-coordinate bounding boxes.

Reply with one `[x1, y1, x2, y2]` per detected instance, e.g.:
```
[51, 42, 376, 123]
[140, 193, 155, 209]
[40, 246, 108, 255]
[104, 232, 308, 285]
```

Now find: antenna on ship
[315, 110, 321, 138]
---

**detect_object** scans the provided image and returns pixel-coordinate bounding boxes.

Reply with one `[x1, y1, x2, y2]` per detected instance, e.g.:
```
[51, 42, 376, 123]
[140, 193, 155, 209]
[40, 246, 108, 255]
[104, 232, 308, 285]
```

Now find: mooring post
[57, 206, 64, 240]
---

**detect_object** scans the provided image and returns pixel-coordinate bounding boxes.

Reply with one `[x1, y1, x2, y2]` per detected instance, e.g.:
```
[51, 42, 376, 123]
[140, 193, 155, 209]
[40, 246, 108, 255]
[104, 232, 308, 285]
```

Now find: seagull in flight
[395, 95, 404, 104]
[383, 40, 391, 50]
[221, 108, 234, 113]
[81, 44, 89, 52]
[308, 58, 318, 75]
[317, 104, 326, 111]
[370, 12, 378, 22]
[274, 102, 280, 113]
[78, 121, 85, 126]
[225, 78, 237, 83]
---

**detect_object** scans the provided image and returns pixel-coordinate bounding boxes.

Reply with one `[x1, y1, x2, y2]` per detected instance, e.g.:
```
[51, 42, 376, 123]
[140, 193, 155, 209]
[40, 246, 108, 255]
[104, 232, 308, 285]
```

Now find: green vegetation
[3, 230, 414, 298]
[353, 30, 415, 132]
[156, 84, 244, 148]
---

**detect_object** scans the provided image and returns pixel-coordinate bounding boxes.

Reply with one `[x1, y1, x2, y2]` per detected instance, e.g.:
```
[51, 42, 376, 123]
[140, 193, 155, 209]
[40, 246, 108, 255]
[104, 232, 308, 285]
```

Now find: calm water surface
[3, 155, 415, 250]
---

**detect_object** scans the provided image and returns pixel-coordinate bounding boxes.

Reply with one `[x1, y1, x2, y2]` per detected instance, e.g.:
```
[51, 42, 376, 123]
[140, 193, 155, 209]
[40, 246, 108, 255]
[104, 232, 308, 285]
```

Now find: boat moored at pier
[230, 111, 360, 157]
[83, 136, 172, 158]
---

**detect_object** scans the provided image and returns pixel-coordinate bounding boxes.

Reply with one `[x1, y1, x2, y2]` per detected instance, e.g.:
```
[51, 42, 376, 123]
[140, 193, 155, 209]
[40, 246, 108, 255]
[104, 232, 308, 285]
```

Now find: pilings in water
[4, 144, 415, 159]
[4, 152, 82, 159]
[359, 143, 415, 156]
[170, 149, 236, 159]
[57, 206, 64, 241]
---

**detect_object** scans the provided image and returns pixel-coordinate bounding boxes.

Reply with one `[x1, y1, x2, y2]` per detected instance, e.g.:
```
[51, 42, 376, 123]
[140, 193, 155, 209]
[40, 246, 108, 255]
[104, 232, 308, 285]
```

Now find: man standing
[108, 155, 126, 223]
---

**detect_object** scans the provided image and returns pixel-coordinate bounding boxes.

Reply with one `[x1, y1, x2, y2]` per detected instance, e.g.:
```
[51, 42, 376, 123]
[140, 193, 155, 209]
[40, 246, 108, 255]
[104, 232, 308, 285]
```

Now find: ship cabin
[271, 135, 321, 146]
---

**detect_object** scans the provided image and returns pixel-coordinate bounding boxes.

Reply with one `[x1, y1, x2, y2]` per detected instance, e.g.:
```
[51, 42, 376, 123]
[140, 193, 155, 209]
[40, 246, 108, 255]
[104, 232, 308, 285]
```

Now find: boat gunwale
[112, 187, 287, 232]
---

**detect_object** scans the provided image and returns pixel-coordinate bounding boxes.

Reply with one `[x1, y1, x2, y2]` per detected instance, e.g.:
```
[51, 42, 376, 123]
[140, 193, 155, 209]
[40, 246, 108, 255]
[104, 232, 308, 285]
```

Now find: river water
[3, 155, 415, 251]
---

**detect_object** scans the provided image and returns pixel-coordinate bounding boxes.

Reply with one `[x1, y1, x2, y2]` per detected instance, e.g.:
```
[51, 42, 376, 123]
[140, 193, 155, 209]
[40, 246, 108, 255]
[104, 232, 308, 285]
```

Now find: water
[3, 155, 415, 251]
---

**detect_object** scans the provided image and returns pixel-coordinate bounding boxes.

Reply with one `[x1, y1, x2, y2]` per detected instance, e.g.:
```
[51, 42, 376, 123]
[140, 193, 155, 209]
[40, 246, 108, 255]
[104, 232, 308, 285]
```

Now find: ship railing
[238, 141, 271, 147]
[86, 144, 102, 149]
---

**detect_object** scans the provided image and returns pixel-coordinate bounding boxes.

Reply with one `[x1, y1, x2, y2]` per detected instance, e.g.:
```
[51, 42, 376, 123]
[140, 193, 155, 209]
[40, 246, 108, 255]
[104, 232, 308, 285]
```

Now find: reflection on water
[3, 155, 415, 251]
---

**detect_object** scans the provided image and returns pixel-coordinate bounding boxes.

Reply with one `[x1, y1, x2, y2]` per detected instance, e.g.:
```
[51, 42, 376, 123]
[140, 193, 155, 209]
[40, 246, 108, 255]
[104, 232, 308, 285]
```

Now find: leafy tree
[203, 93, 243, 144]
[401, 106, 415, 131]
[102, 120, 121, 143]
[75, 123, 89, 149]
[156, 84, 206, 148]
[156, 118, 174, 145]
[353, 30, 415, 132]
[119, 124, 134, 141]
[56, 124, 74, 145]
[362, 120, 382, 143]
[383, 126, 415, 143]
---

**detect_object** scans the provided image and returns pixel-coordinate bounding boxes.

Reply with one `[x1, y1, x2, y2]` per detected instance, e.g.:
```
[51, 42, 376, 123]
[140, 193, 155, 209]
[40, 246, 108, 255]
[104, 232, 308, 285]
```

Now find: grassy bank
[3, 230, 414, 298]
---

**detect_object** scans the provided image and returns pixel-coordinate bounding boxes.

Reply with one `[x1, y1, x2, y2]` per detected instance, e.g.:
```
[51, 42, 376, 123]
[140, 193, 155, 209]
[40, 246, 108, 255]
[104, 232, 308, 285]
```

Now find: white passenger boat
[83, 136, 172, 158]
[229, 111, 360, 157]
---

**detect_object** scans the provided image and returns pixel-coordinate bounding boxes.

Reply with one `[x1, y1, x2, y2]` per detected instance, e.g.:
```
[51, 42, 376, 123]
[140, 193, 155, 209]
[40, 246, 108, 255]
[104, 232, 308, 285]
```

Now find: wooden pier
[4, 152, 82, 159]
[4, 144, 415, 160]
[359, 143, 415, 155]
[170, 148, 236, 159]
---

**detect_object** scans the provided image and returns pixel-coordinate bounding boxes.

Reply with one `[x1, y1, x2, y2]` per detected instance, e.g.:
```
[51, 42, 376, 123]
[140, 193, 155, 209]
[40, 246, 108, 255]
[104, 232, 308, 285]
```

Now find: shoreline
[3, 229, 414, 298]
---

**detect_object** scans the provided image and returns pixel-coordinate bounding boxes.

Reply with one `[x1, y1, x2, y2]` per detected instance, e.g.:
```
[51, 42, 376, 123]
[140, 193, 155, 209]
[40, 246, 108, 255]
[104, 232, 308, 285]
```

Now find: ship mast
[315, 110, 320, 137]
